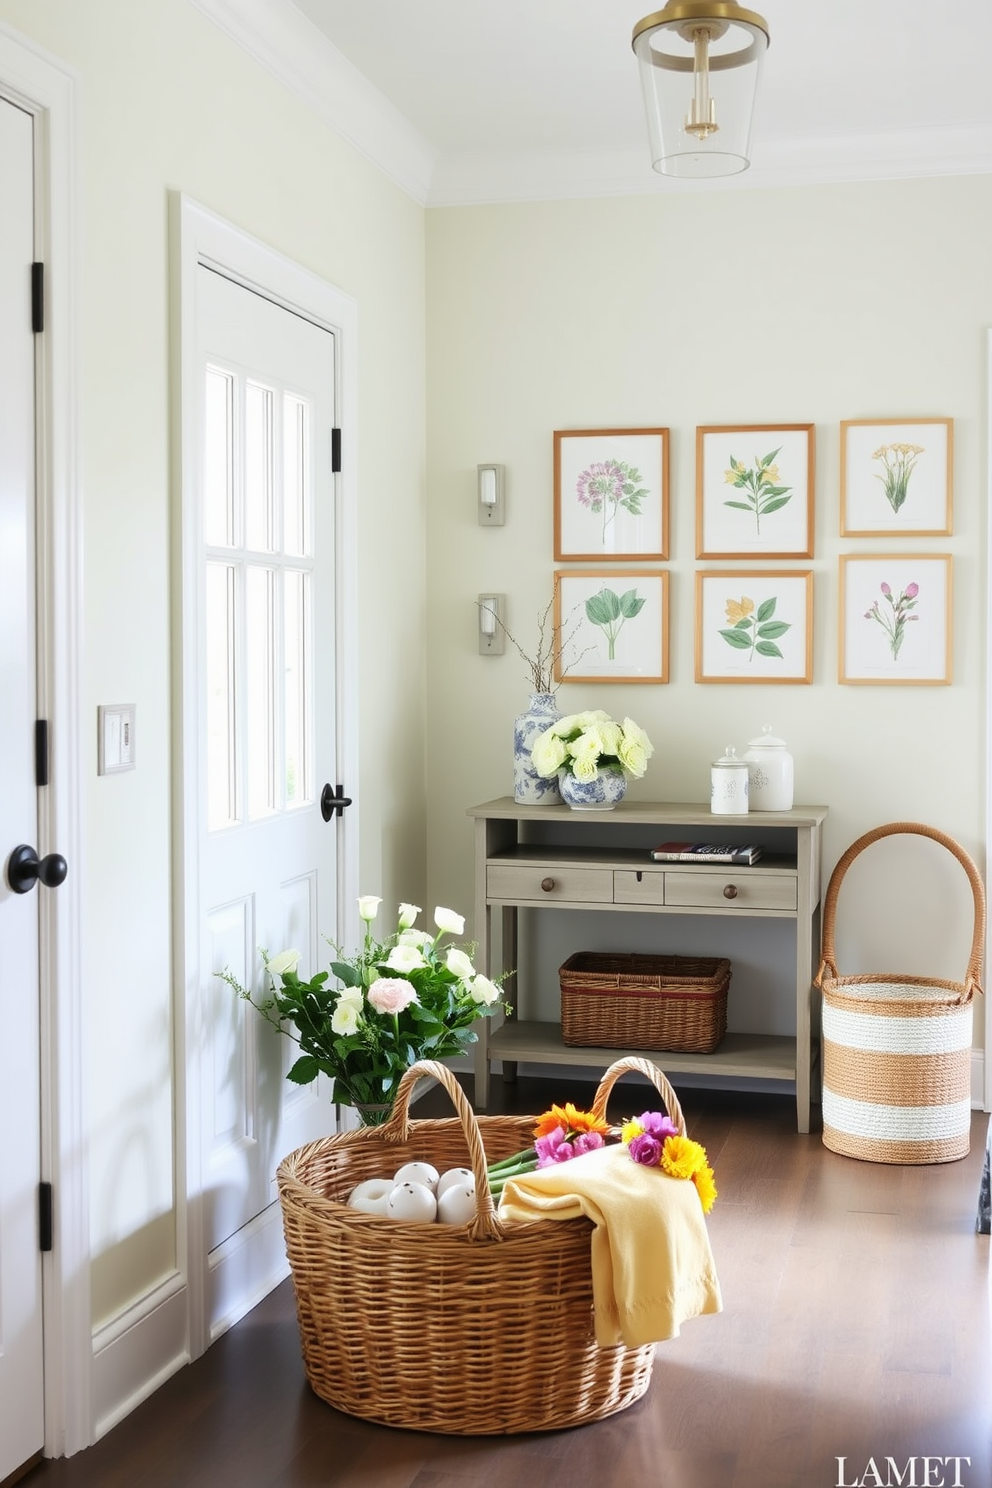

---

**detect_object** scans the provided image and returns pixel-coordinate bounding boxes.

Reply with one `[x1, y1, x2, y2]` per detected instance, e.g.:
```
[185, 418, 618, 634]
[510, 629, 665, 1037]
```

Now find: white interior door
[195, 265, 341, 1333]
[0, 93, 45, 1482]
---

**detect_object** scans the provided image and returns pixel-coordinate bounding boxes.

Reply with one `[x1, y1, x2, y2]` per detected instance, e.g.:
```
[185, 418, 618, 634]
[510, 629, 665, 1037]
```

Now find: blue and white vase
[558, 762, 627, 811]
[513, 692, 562, 805]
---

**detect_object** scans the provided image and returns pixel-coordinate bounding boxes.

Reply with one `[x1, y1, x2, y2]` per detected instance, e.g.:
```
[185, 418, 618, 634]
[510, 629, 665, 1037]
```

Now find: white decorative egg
[346, 1178, 393, 1216]
[436, 1166, 474, 1198]
[386, 1181, 438, 1223]
[393, 1161, 440, 1193]
[436, 1181, 476, 1226]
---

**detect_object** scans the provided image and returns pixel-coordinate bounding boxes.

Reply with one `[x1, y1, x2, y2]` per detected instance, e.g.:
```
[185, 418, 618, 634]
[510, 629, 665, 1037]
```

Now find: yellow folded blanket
[498, 1142, 722, 1348]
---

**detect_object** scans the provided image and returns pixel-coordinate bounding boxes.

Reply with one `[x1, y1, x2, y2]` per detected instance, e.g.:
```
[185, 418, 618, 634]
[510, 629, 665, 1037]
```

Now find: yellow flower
[725, 596, 754, 624]
[764, 463, 780, 483]
[621, 1118, 645, 1143]
[660, 1134, 708, 1180]
[692, 1163, 718, 1214]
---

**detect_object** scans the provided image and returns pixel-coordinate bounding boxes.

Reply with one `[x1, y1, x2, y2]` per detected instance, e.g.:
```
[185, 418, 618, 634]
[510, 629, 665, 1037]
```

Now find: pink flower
[880, 582, 892, 596]
[535, 1126, 605, 1166]
[905, 582, 919, 598]
[628, 1133, 663, 1166]
[635, 1111, 679, 1141]
[535, 1126, 568, 1165]
[367, 977, 419, 1015]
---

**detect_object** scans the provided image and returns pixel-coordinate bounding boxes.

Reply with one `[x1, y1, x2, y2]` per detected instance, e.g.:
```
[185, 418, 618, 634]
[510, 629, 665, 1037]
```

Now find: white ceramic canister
[710, 746, 749, 816]
[743, 725, 794, 811]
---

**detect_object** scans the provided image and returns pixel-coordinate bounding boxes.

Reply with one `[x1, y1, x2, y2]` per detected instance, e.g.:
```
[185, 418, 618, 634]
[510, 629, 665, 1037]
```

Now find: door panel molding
[171, 194, 360, 1362]
[0, 24, 87, 1460]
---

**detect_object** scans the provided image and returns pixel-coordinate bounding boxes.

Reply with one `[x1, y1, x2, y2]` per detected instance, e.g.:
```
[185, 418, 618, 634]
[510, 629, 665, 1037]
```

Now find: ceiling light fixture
[632, 2, 769, 179]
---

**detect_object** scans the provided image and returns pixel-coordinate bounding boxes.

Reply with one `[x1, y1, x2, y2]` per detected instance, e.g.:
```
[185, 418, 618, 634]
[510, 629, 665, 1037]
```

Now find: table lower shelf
[486, 1020, 800, 1083]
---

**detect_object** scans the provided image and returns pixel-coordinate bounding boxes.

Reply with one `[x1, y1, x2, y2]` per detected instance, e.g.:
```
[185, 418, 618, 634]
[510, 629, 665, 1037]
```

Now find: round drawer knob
[540, 877, 556, 893]
[723, 883, 739, 900]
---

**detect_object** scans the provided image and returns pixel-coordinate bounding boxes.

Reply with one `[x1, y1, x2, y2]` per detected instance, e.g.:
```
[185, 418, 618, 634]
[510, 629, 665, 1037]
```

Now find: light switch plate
[98, 704, 136, 774]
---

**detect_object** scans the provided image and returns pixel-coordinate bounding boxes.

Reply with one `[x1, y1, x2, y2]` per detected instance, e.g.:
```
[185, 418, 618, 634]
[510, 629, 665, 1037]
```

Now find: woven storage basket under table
[560, 952, 731, 1054]
[815, 822, 985, 1165]
[277, 1055, 685, 1434]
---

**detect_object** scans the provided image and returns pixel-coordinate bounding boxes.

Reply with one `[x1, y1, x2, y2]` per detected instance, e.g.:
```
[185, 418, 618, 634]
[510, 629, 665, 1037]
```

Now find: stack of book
[650, 841, 764, 866]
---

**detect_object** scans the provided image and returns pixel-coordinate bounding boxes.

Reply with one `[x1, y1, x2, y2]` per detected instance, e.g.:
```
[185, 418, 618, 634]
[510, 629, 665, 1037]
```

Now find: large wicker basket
[560, 952, 731, 1054]
[277, 1055, 685, 1434]
[815, 822, 985, 1165]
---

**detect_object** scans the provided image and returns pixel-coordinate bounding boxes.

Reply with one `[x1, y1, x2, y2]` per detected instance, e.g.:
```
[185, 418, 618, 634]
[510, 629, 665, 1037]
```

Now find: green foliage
[217, 905, 506, 1122]
[718, 594, 792, 663]
[723, 447, 793, 535]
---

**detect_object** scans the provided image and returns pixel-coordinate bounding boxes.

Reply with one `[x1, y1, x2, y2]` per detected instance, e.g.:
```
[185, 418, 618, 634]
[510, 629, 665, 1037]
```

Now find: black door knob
[320, 784, 353, 822]
[7, 844, 68, 895]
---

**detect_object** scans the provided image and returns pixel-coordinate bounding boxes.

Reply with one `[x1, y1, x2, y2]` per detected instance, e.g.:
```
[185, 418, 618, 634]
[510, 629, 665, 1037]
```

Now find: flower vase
[558, 762, 627, 812]
[513, 692, 562, 805]
[353, 1102, 393, 1127]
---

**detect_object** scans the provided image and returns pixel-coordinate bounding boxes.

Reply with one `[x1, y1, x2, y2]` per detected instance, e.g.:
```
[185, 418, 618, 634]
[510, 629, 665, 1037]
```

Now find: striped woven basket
[815, 822, 984, 1165]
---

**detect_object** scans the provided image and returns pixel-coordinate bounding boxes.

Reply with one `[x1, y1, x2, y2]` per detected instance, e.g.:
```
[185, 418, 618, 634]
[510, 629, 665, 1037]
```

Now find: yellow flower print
[725, 596, 755, 625]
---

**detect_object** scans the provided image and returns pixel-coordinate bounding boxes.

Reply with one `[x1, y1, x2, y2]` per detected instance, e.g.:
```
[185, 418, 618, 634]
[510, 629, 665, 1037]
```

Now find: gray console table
[468, 797, 828, 1134]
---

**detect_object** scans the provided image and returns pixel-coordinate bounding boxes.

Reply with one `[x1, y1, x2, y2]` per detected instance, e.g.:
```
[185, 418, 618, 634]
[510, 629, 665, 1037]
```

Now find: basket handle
[590, 1056, 687, 1137]
[815, 821, 986, 1000]
[384, 1060, 504, 1241]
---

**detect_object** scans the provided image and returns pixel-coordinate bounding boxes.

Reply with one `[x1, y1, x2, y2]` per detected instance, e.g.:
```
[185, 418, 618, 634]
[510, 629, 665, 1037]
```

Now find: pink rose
[367, 977, 419, 1015]
[628, 1133, 662, 1166]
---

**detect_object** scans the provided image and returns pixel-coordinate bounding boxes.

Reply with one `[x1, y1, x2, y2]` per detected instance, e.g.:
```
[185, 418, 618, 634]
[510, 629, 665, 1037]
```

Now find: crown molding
[188, 0, 437, 204]
[428, 124, 992, 207]
[189, 1, 992, 209]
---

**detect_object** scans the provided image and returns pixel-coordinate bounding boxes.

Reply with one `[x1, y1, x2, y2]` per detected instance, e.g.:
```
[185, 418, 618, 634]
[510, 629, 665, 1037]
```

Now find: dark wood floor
[28, 1075, 992, 1488]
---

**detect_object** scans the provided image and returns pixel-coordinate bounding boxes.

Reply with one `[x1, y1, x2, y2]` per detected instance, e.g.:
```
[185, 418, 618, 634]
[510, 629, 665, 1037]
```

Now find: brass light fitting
[632, 2, 770, 178]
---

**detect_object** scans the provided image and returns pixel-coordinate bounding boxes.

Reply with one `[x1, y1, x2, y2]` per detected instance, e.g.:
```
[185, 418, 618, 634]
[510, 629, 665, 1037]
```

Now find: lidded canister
[743, 725, 794, 811]
[710, 746, 749, 816]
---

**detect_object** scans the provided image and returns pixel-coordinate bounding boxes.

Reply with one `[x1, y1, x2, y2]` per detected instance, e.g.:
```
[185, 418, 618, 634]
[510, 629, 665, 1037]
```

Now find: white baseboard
[91, 1274, 188, 1440]
[206, 1199, 290, 1343]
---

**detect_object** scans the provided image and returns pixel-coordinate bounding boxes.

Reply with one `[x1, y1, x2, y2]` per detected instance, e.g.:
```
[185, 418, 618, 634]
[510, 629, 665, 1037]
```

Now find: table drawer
[663, 871, 797, 912]
[487, 863, 613, 904]
[613, 869, 667, 906]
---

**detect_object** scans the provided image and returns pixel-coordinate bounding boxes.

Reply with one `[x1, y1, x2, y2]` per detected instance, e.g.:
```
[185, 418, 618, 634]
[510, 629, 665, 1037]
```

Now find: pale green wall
[425, 181, 989, 1045]
[0, 0, 427, 1325]
[3, 0, 988, 1335]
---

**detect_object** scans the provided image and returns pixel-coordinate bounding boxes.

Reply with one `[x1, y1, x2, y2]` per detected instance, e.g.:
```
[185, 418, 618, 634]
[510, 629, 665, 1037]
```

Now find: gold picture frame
[554, 428, 670, 561]
[695, 569, 813, 684]
[553, 569, 670, 684]
[696, 424, 815, 559]
[840, 418, 953, 536]
[839, 554, 952, 684]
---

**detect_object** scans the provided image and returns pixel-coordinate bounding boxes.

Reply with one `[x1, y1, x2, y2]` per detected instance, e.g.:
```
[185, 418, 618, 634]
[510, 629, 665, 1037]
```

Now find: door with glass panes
[196, 265, 339, 1331]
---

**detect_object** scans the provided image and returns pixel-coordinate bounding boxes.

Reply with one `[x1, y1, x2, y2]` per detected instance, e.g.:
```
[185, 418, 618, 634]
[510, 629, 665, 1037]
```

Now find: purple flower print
[864, 580, 919, 660]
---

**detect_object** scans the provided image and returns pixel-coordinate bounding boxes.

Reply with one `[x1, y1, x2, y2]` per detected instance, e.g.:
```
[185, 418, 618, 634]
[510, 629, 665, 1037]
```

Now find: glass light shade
[633, 3, 769, 178]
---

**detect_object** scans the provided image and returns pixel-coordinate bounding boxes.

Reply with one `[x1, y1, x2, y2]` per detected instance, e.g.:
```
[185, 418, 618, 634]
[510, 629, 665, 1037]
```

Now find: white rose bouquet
[531, 710, 654, 784]
[218, 898, 504, 1125]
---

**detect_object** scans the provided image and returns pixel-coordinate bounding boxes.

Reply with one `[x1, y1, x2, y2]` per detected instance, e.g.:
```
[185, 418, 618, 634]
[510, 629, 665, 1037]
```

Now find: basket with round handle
[814, 821, 984, 1165]
[277, 1055, 686, 1433]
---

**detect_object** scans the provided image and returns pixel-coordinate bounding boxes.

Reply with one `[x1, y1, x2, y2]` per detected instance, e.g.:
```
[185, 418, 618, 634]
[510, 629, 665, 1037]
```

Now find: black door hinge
[35, 719, 49, 787]
[39, 1182, 53, 1252]
[331, 427, 342, 474]
[31, 262, 44, 334]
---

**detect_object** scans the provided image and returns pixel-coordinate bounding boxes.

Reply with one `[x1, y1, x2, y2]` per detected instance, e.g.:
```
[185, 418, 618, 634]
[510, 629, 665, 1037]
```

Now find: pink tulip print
[864, 580, 919, 660]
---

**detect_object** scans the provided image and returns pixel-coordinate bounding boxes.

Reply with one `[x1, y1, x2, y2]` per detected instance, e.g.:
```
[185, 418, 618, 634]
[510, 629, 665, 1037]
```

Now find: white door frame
[0, 23, 89, 1459]
[171, 195, 360, 1361]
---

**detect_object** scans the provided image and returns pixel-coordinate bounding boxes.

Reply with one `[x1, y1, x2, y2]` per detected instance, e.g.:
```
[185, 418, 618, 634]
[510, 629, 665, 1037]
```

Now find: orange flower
[533, 1102, 610, 1140]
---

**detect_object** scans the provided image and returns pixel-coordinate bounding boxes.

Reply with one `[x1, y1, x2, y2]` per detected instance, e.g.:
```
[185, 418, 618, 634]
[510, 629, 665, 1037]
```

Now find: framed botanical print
[553, 569, 669, 684]
[554, 428, 669, 561]
[696, 424, 815, 559]
[840, 418, 952, 536]
[839, 554, 952, 684]
[695, 570, 813, 683]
